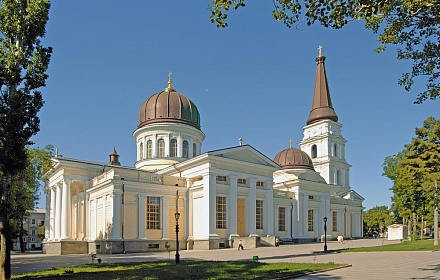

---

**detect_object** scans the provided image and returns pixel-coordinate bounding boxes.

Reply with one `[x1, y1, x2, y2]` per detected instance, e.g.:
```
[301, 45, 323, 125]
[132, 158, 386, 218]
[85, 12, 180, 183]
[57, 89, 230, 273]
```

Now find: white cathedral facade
[43, 51, 364, 255]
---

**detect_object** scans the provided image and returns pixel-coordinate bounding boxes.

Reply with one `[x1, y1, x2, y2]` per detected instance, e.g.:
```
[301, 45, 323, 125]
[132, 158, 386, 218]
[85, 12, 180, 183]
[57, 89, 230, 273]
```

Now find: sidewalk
[11, 239, 440, 279]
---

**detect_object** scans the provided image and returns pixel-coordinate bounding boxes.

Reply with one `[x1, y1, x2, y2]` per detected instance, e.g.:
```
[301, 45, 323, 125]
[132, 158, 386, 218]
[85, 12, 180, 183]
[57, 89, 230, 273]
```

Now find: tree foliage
[383, 116, 440, 238]
[0, 1, 51, 279]
[209, 0, 440, 104]
[363, 205, 395, 236]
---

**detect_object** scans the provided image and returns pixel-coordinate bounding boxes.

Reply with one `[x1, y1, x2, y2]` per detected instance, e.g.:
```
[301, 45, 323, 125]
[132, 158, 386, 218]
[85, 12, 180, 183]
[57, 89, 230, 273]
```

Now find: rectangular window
[308, 209, 314, 231]
[216, 175, 227, 182]
[256, 181, 264, 187]
[216, 196, 226, 229]
[146, 196, 161, 229]
[332, 211, 337, 232]
[31, 219, 35, 224]
[278, 207, 285, 231]
[256, 200, 263, 229]
[237, 178, 247, 185]
[308, 195, 314, 200]
[31, 229, 36, 236]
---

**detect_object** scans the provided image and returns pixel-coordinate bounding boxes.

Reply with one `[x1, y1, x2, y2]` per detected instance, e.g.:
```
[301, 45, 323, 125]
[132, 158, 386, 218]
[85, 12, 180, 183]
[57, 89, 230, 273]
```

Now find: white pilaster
[162, 196, 169, 239]
[265, 180, 274, 236]
[49, 186, 56, 240]
[75, 189, 80, 240]
[229, 176, 238, 235]
[248, 179, 257, 236]
[83, 181, 90, 240]
[138, 194, 146, 239]
[111, 191, 122, 239]
[60, 180, 71, 239]
[55, 183, 62, 240]
[202, 173, 217, 238]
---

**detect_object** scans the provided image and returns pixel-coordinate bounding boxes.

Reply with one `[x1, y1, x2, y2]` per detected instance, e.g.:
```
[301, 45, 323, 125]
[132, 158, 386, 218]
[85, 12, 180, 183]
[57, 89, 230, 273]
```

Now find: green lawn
[13, 261, 344, 280]
[336, 238, 440, 253]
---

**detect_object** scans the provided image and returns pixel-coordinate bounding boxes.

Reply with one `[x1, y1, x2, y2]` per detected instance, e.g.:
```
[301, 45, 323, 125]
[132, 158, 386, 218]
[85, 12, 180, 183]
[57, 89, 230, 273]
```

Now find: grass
[336, 238, 440, 253]
[12, 260, 344, 280]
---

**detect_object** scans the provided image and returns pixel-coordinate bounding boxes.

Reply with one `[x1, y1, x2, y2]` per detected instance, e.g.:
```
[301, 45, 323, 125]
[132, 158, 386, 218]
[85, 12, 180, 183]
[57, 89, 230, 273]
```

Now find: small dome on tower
[273, 147, 314, 170]
[138, 86, 200, 130]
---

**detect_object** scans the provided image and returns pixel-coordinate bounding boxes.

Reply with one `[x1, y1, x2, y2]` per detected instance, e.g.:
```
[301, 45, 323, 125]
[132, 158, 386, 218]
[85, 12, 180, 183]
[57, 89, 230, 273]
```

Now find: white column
[164, 134, 170, 157]
[162, 196, 169, 239]
[229, 176, 238, 236]
[300, 193, 308, 237]
[177, 135, 183, 157]
[152, 134, 157, 158]
[61, 180, 71, 239]
[103, 195, 107, 238]
[83, 181, 90, 240]
[248, 179, 257, 236]
[55, 183, 62, 240]
[265, 180, 274, 236]
[138, 194, 146, 239]
[111, 191, 122, 239]
[49, 186, 56, 240]
[202, 173, 217, 238]
[75, 189, 80, 240]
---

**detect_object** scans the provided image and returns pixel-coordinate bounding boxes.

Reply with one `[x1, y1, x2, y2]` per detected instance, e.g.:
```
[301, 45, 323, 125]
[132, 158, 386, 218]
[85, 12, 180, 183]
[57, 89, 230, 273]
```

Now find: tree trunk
[413, 212, 417, 240]
[19, 215, 25, 253]
[0, 212, 12, 280]
[408, 218, 412, 241]
[434, 180, 439, 246]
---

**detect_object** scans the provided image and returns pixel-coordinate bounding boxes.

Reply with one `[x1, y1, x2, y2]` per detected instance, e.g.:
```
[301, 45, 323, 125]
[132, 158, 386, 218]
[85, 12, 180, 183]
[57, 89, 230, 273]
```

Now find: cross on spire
[167, 71, 173, 88]
[318, 45, 323, 57]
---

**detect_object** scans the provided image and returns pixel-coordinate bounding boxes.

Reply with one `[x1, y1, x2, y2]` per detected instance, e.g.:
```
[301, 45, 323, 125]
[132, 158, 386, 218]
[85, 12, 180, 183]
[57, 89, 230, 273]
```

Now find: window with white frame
[183, 140, 189, 158]
[278, 207, 285, 231]
[216, 175, 227, 182]
[256, 200, 263, 229]
[170, 139, 177, 157]
[237, 178, 247, 185]
[192, 143, 197, 157]
[216, 196, 226, 229]
[157, 139, 165, 157]
[308, 209, 314, 231]
[332, 211, 337, 231]
[139, 142, 144, 160]
[146, 140, 152, 158]
[146, 196, 161, 229]
[256, 181, 264, 187]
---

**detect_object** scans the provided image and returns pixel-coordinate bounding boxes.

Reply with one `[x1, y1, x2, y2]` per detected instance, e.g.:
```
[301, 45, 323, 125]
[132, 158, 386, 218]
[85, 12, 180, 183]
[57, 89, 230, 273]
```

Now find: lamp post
[323, 217, 328, 252]
[175, 212, 180, 264]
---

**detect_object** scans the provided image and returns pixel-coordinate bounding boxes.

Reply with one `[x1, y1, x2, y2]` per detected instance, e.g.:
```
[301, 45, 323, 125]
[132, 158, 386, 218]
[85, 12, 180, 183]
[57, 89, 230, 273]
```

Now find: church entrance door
[237, 198, 245, 236]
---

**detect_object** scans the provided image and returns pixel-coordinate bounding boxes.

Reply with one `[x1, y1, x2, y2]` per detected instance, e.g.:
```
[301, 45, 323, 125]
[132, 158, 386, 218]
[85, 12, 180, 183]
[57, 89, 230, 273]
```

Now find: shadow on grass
[15, 260, 343, 280]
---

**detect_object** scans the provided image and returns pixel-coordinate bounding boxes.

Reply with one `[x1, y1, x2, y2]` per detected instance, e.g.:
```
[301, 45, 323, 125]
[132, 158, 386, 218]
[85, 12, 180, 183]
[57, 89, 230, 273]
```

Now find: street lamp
[323, 217, 328, 252]
[175, 212, 180, 264]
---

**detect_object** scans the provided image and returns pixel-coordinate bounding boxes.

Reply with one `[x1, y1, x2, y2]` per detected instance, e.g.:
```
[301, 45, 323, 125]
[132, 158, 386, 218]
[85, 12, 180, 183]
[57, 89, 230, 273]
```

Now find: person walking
[238, 240, 244, 250]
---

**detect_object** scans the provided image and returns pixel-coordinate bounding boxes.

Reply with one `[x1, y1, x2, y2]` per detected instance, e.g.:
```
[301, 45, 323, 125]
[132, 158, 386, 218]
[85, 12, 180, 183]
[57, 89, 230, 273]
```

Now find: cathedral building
[42, 50, 364, 255]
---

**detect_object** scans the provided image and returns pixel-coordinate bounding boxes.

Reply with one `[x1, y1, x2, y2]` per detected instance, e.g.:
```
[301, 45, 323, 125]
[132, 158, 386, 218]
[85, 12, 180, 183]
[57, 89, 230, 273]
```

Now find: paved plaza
[11, 239, 440, 279]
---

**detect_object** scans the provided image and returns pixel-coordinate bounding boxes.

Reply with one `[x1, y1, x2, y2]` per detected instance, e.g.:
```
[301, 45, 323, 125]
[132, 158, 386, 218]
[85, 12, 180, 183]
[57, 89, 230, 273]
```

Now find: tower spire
[306, 46, 338, 125]
[167, 71, 173, 89]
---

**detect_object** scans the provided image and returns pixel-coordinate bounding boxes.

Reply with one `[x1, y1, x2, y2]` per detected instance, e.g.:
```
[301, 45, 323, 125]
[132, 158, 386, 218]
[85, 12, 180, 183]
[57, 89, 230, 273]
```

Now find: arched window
[146, 140, 152, 158]
[139, 142, 144, 160]
[333, 143, 338, 157]
[193, 143, 197, 157]
[170, 139, 177, 157]
[311, 145, 317, 159]
[183, 140, 189, 158]
[336, 170, 341, 185]
[157, 139, 165, 157]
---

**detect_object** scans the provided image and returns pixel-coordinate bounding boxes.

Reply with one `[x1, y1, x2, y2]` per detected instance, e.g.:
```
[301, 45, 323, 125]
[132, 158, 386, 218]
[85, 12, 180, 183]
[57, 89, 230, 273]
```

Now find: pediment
[207, 145, 279, 168]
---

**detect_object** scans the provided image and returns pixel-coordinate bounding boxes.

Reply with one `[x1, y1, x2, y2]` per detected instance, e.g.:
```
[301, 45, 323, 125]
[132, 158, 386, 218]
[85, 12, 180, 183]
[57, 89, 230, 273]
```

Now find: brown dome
[273, 148, 314, 170]
[138, 87, 200, 129]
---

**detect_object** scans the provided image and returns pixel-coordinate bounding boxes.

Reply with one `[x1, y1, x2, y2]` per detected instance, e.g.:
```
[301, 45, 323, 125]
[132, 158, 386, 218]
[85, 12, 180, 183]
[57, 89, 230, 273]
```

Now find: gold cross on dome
[318, 45, 323, 57]
[167, 71, 173, 88]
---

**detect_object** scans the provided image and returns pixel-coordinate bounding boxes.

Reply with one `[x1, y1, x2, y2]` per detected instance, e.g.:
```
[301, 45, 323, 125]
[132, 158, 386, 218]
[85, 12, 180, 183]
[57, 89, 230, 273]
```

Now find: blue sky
[33, 1, 438, 210]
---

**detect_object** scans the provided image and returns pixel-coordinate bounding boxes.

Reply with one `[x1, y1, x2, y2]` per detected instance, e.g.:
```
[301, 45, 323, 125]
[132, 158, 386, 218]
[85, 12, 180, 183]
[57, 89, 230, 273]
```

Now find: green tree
[209, 0, 440, 104]
[0, 1, 52, 279]
[363, 205, 395, 237]
[9, 145, 53, 252]
[383, 116, 440, 241]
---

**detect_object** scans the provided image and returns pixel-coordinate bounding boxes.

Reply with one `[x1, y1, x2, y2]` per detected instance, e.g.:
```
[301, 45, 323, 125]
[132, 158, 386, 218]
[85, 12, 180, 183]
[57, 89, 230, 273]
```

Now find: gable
[207, 145, 279, 168]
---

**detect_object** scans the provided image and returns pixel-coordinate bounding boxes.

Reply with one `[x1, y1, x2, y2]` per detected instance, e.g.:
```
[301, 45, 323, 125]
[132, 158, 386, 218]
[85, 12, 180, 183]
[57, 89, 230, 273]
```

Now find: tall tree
[383, 116, 440, 242]
[0, 1, 52, 279]
[209, 1, 440, 104]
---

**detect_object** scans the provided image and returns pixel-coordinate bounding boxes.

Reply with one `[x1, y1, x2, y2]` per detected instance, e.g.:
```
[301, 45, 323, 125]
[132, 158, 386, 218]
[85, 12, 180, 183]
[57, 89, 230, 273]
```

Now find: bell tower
[299, 47, 351, 188]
